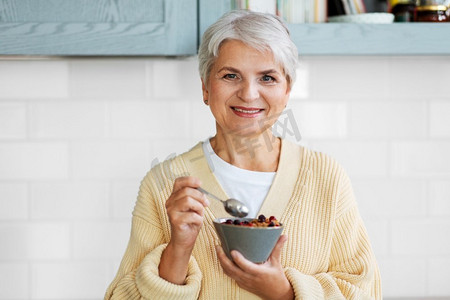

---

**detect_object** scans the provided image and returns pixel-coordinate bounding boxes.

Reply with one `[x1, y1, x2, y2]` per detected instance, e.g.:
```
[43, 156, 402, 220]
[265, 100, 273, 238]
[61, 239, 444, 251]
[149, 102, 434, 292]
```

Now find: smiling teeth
[234, 108, 260, 113]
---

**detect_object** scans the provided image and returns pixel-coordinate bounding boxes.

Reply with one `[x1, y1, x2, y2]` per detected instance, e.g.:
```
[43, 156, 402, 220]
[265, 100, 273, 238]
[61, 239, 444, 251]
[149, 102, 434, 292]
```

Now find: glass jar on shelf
[391, 0, 416, 21]
[414, 4, 449, 21]
[446, 0, 450, 20]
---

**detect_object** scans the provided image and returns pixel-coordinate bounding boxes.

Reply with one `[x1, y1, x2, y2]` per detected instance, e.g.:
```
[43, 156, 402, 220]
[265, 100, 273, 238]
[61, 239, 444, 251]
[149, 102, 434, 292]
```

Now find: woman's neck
[210, 130, 281, 172]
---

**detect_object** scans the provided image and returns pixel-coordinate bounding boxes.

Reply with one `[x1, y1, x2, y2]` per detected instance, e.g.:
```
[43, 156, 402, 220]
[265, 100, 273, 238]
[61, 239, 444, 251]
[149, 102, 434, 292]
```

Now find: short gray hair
[198, 10, 298, 88]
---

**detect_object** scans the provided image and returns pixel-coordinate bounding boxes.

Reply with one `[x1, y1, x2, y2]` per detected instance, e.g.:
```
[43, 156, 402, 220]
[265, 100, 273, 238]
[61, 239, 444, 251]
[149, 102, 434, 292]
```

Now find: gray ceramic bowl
[213, 217, 284, 263]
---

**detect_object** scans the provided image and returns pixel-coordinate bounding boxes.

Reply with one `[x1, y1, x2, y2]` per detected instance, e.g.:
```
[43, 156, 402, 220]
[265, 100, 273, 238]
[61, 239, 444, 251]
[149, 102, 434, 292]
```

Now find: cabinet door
[0, 0, 197, 55]
[199, 0, 231, 40]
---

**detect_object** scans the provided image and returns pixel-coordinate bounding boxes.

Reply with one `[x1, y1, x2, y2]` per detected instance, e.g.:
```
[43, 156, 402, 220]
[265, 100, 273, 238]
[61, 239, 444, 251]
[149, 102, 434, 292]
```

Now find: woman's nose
[237, 80, 259, 102]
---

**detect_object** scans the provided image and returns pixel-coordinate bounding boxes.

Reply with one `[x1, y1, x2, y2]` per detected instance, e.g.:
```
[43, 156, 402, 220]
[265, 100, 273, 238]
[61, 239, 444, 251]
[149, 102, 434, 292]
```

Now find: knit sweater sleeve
[104, 164, 202, 300]
[284, 163, 382, 299]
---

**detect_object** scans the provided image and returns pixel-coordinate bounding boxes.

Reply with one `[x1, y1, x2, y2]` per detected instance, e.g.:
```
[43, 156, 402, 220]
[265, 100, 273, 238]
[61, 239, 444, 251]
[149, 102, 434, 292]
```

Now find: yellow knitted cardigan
[104, 139, 382, 299]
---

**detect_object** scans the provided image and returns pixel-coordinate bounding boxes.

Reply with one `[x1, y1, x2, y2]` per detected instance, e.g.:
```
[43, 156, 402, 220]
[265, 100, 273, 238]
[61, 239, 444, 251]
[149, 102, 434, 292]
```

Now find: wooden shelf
[287, 23, 450, 55]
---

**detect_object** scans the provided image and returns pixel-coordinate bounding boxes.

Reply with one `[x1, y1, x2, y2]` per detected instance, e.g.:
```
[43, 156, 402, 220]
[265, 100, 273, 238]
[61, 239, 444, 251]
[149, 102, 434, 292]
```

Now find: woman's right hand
[159, 176, 209, 284]
[165, 176, 209, 253]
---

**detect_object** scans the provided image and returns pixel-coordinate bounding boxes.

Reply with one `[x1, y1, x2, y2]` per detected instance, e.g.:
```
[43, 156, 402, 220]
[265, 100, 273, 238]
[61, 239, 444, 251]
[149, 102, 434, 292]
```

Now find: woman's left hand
[215, 235, 294, 300]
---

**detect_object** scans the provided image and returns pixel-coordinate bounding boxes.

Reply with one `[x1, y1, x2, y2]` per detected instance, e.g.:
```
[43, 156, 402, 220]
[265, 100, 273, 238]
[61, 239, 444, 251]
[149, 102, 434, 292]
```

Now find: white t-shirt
[202, 138, 276, 218]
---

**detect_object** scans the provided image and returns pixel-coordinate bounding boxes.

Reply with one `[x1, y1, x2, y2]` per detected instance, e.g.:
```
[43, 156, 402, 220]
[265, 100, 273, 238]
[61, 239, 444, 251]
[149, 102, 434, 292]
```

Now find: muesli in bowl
[213, 214, 283, 263]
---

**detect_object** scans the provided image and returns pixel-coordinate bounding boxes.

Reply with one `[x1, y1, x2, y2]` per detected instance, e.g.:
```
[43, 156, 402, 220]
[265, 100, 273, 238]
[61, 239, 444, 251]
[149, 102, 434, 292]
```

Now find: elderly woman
[104, 10, 381, 300]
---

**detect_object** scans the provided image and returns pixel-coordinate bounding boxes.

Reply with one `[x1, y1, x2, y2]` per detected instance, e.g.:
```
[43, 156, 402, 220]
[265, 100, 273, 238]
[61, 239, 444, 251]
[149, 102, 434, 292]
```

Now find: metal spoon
[197, 187, 249, 218]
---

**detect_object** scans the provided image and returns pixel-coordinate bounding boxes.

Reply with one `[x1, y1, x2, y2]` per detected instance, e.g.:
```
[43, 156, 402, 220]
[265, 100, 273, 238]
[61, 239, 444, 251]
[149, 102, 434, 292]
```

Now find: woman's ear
[286, 79, 292, 95]
[201, 79, 209, 103]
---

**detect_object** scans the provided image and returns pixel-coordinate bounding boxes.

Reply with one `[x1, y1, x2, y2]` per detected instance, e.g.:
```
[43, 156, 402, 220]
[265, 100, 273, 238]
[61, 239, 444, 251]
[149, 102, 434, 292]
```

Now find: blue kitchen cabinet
[0, 0, 197, 55]
[1, 0, 449, 55]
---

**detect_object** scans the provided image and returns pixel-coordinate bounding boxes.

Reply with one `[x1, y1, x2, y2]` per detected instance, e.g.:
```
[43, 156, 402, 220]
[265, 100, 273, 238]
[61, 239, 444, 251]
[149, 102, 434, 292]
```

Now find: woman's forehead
[213, 40, 280, 70]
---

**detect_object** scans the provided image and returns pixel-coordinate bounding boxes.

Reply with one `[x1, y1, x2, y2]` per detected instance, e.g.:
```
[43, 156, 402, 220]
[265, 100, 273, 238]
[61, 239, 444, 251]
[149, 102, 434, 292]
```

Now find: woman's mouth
[231, 106, 264, 118]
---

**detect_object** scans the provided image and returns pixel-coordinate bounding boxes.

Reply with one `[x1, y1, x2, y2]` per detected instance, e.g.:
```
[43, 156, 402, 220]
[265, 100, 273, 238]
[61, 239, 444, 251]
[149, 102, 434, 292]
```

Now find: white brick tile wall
[152, 58, 203, 100]
[353, 179, 427, 217]
[309, 141, 389, 178]
[73, 221, 131, 259]
[71, 141, 151, 179]
[349, 101, 427, 138]
[391, 219, 450, 256]
[310, 56, 389, 100]
[0, 103, 27, 139]
[378, 258, 427, 297]
[0, 61, 69, 99]
[362, 218, 389, 257]
[289, 102, 347, 138]
[0, 223, 70, 259]
[388, 56, 450, 100]
[69, 59, 146, 99]
[110, 101, 190, 138]
[190, 101, 216, 140]
[151, 139, 200, 161]
[152, 59, 180, 99]
[30, 102, 107, 139]
[289, 60, 310, 99]
[429, 259, 450, 295]
[30, 182, 109, 219]
[0, 262, 29, 299]
[0, 183, 28, 220]
[392, 141, 450, 177]
[31, 262, 110, 299]
[429, 180, 450, 216]
[430, 101, 450, 137]
[0, 56, 449, 299]
[0, 143, 69, 180]
[111, 181, 140, 219]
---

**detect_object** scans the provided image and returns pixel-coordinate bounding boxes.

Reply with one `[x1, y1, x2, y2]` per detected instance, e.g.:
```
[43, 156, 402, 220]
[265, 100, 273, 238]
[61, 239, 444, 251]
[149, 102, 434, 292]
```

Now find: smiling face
[202, 39, 291, 139]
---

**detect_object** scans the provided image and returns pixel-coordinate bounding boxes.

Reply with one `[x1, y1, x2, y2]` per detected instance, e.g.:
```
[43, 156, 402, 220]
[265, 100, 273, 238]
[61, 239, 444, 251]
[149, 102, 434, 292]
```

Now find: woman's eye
[223, 74, 237, 79]
[261, 75, 275, 82]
